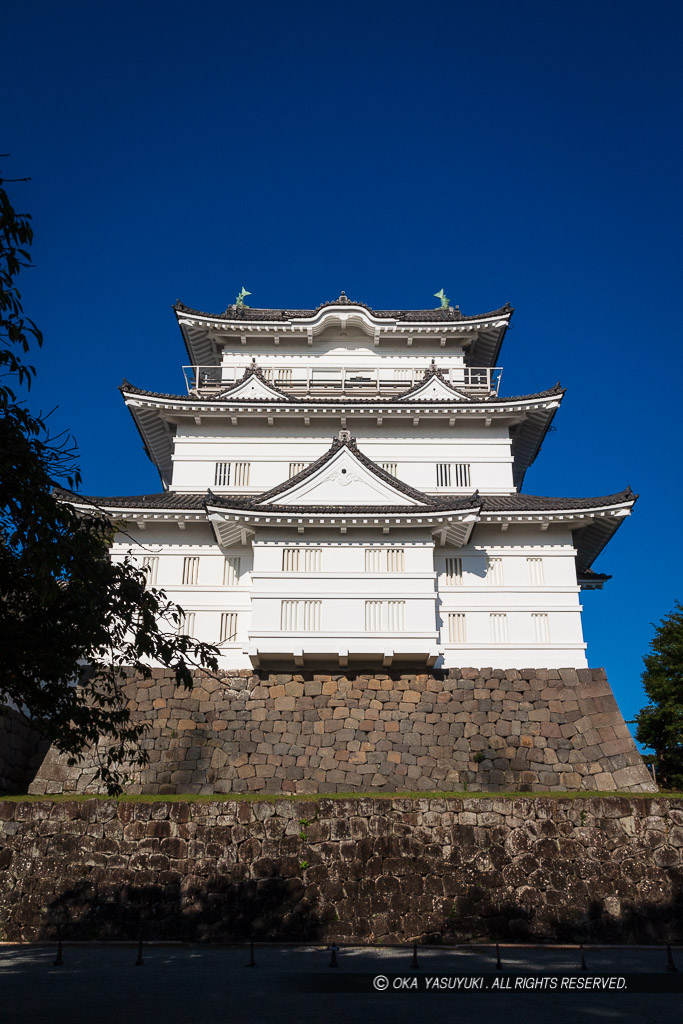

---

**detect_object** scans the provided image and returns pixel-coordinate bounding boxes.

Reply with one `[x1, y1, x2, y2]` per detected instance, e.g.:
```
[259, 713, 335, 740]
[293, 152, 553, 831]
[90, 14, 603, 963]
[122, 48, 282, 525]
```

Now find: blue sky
[4, 0, 683, 732]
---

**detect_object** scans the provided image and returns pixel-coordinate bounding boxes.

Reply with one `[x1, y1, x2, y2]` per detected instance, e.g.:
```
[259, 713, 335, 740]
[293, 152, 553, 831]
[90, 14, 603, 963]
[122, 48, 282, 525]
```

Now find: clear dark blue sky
[4, 0, 683, 730]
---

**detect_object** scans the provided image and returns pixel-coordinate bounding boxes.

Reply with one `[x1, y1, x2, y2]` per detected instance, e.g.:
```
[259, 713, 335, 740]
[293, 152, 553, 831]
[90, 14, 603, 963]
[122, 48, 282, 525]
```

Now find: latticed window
[182, 556, 200, 585]
[214, 462, 250, 486]
[453, 463, 471, 487]
[280, 600, 322, 631]
[532, 613, 550, 642]
[436, 463, 471, 487]
[365, 548, 382, 572]
[288, 462, 306, 478]
[223, 557, 241, 586]
[364, 600, 406, 631]
[381, 462, 398, 475]
[527, 557, 544, 586]
[490, 613, 508, 643]
[177, 611, 196, 637]
[282, 547, 322, 572]
[365, 548, 405, 572]
[447, 612, 466, 643]
[386, 548, 405, 572]
[220, 612, 238, 642]
[487, 557, 504, 586]
[140, 555, 159, 585]
[445, 557, 463, 585]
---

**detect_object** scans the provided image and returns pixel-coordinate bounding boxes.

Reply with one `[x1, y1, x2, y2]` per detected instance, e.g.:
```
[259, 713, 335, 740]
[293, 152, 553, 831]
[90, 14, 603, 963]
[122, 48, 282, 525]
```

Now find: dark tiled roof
[53, 487, 206, 510]
[174, 299, 513, 324]
[480, 490, 636, 512]
[120, 378, 564, 407]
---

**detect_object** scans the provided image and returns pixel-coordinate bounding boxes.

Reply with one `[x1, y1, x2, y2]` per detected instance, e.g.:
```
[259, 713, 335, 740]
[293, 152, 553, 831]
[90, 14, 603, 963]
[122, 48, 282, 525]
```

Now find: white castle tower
[66, 292, 635, 671]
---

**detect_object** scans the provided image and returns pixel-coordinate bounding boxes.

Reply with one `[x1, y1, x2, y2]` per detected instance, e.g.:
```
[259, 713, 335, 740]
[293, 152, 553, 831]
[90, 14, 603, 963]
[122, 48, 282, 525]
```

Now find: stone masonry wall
[0, 707, 49, 796]
[1, 796, 681, 943]
[28, 668, 655, 795]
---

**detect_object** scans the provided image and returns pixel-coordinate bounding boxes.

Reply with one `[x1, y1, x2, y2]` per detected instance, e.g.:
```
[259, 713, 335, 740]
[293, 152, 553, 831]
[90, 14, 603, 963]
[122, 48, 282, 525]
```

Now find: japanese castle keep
[31, 293, 655, 794]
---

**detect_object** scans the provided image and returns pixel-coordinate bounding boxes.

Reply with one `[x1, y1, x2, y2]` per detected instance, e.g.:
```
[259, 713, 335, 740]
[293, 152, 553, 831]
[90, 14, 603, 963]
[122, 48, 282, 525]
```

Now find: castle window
[381, 462, 398, 475]
[282, 547, 322, 572]
[214, 462, 250, 487]
[527, 557, 544, 586]
[448, 612, 467, 643]
[220, 612, 238, 643]
[445, 557, 463, 585]
[364, 600, 405, 631]
[365, 548, 404, 572]
[532, 613, 550, 642]
[490, 613, 508, 643]
[140, 555, 159, 585]
[288, 462, 306, 478]
[182, 556, 200, 585]
[223, 557, 241, 586]
[176, 611, 196, 637]
[436, 463, 471, 487]
[487, 557, 504, 586]
[280, 600, 322, 631]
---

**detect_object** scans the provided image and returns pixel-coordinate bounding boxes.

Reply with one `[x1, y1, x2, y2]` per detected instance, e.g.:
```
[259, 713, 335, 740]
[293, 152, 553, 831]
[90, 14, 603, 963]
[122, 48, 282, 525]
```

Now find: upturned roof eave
[119, 379, 565, 412]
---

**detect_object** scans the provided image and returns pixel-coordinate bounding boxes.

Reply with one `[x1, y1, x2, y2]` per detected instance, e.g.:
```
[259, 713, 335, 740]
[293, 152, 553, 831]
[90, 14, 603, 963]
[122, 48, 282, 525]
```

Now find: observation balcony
[182, 364, 503, 398]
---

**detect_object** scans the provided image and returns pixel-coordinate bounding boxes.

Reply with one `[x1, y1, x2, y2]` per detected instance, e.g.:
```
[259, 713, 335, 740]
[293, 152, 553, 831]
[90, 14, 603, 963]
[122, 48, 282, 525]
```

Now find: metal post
[135, 940, 144, 967]
[53, 939, 63, 967]
[495, 944, 502, 971]
[580, 945, 587, 971]
[666, 945, 678, 973]
[247, 941, 255, 967]
[329, 944, 338, 968]
[411, 942, 419, 970]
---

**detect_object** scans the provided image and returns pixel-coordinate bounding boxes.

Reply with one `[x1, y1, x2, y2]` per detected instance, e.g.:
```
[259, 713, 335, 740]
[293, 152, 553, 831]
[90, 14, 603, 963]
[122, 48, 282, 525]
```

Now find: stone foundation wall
[0, 707, 48, 795]
[29, 667, 655, 796]
[1, 796, 681, 943]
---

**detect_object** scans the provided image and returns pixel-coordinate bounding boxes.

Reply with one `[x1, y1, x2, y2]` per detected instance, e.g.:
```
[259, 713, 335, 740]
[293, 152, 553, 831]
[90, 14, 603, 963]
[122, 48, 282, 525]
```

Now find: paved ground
[0, 944, 680, 1024]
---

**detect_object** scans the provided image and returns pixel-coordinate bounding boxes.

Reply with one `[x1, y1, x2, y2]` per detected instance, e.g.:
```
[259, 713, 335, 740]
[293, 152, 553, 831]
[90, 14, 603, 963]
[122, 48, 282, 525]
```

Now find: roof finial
[337, 290, 349, 304]
[434, 288, 450, 309]
[235, 286, 251, 308]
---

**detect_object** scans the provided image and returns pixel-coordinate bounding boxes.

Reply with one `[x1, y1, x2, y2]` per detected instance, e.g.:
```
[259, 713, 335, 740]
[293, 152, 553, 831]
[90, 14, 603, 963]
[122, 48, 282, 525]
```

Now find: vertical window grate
[436, 463, 471, 487]
[177, 611, 196, 637]
[527, 557, 544, 586]
[364, 600, 406, 631]
[436, 463, 452, 487]
[288, 462, 306, 478]
[532, 613, 550, 642]
[490, 613, 508, 643]
[214, 462, 250, 486]
[447, 612, 466, 643]
[223, 557, 241, 586]
[381, 462, 398, 475]
[140, 555, 159, 585]
[182, 556, 200, 585]
[445, 557, 463, 585]
[220, 612, 238, 642]
[487, 557, 504, 586]
[280, 600, 322, 630]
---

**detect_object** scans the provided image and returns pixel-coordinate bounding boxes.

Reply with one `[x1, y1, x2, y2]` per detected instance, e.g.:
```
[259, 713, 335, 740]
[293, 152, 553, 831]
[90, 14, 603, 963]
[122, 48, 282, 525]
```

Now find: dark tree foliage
[635, 601, 683, 790]
[0, 168, 218, 794]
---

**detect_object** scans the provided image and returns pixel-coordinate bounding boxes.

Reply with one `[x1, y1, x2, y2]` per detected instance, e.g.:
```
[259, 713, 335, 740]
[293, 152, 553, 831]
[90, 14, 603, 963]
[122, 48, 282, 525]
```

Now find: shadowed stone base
[1, 796, 681, 943]
[28, 667, 655, 795]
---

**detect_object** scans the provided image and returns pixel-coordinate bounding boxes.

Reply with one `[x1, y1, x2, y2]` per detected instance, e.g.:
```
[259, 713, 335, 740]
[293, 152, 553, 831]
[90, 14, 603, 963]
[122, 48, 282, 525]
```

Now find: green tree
[635, 601, 683, 790]
[0, 167, 218, 794]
